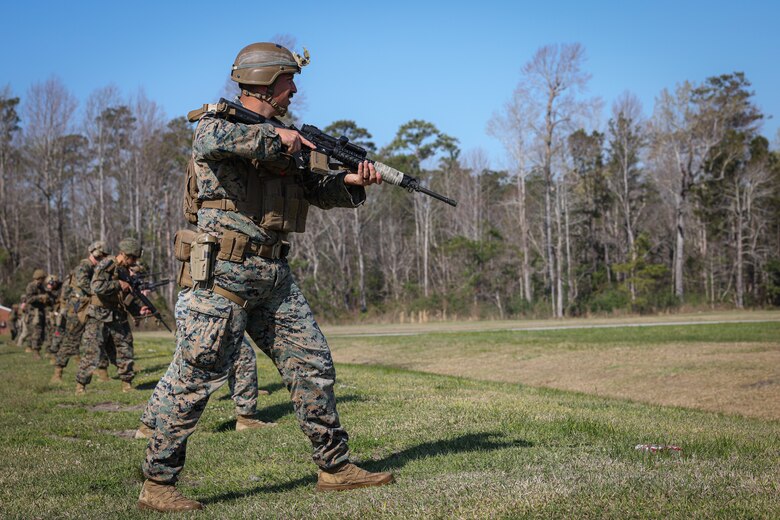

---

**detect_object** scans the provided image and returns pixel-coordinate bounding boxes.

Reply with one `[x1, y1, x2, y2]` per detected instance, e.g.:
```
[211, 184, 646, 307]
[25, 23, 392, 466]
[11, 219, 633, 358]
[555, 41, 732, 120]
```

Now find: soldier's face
[118, 254, 138, 267]
[271, 74, 297, 112]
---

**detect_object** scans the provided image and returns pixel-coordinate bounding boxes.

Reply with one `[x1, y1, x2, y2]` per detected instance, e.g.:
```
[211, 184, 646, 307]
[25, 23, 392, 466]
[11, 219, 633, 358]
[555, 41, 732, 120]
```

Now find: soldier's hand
[139, 306, 152, 316]
[275, 128, 315, 154]
[119, 280, 132, 293]
[344, 161, 382, 187]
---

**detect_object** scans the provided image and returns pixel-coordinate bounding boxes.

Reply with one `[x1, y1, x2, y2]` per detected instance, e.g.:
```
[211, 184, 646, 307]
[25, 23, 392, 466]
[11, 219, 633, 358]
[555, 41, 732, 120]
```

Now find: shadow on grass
[213, 394, 367, 432]
[201, 431, 530, 505]
[134, 381, 160, 391]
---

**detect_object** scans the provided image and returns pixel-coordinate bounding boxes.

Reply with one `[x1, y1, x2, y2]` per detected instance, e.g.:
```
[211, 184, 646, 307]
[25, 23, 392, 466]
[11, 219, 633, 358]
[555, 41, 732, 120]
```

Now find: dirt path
[325, 311, 780, 421]
[320, 310, 780, 337]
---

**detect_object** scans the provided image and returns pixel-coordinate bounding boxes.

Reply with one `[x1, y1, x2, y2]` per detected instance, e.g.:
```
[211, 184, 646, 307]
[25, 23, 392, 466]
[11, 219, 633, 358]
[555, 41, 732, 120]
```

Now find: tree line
[2, 43, 779, 321]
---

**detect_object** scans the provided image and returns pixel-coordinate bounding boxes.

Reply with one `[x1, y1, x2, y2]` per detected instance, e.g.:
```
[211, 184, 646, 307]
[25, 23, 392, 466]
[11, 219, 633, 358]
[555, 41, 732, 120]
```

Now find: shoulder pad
[188, 102, 231, 123]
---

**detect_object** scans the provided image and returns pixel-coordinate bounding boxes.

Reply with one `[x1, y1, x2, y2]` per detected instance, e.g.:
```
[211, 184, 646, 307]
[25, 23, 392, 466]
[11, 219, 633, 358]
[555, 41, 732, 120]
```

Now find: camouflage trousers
[24, 310, 46, 351]
[46, 315, 64, 354]
[54, 311, 108, 369]
[76, 315, 134, 385]
[140, 290, 260, 428]
[16, 316, 28, 347]
[143, 256, 350, 484]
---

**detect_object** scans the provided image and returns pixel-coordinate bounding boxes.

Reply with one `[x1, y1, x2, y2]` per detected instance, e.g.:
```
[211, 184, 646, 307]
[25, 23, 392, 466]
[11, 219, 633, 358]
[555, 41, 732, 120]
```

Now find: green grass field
[1, 321, 779, 518]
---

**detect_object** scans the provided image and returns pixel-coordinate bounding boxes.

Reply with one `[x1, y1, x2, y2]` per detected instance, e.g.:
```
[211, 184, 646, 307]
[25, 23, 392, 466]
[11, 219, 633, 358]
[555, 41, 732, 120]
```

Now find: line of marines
[7, 238, 272, 431]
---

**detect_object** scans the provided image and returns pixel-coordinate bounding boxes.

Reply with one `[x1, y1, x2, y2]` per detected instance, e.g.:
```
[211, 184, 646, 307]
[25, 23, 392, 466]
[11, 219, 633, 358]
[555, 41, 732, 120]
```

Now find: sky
[2, 0, 779, 169]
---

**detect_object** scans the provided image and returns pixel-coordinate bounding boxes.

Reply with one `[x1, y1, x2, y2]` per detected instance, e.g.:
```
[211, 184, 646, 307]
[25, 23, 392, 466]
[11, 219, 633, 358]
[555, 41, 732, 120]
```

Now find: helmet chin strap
[241, 86, 287, 117]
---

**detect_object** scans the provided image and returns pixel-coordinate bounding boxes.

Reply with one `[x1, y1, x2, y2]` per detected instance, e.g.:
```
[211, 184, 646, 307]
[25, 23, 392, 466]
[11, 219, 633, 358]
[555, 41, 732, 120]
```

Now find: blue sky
[2, 0, 778, 167]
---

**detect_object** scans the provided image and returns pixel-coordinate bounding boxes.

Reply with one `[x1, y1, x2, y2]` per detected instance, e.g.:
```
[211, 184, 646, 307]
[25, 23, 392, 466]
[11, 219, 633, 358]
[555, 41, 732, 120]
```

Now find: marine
[23, 269, 49, 360]
[9, 303, 21, 342]
[43, 274, 63, 363]
[75, 238, 149, 395]
[137, 42, 392, 513]
[16, 296, 29, 348]
[51, 241, 110, 384]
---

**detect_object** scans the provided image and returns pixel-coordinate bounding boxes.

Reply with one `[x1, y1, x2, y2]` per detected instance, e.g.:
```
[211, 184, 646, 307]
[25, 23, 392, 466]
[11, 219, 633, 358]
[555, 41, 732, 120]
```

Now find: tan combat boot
[122, 381, 133, 393]
[32, 350, 41, 360]
[137, 479, 203, 512]
[75, 383, 86, 395]
[316, 462, 394, 491]
[48, 353, 56, 365]
[51, 366, 63, 383]
[134, 423, 154, 440]
[235, 414, 277, 431]
[96, 368, 110, 382]
[24, 346, 33, 353]
[73, 355, 81, 365]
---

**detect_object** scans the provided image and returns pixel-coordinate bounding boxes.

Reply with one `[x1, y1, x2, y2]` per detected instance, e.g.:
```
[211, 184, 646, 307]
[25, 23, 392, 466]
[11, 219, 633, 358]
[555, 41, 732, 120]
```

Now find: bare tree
[84, 85, 121, 242]
[507, 43, 595, 317]
[0, 86, 23, 289]
[23, 77, 78, 274]
[650, 74, 759, 301]
[488, 98, 535, 304]
[606, 92, 648, 303]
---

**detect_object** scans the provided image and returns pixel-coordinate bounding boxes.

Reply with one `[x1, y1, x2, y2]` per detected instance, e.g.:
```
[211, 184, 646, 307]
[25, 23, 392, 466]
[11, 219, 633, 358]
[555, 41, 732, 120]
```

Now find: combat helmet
[89, 240, 108, 258]
[33, 269, 46, 280]
[231, 42, 309, 115]
[118, 237, 143, 257]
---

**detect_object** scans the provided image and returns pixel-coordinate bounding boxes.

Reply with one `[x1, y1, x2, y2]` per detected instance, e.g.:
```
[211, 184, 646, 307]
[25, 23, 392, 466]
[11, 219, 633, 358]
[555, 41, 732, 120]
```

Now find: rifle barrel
[415, 185, 458, 207]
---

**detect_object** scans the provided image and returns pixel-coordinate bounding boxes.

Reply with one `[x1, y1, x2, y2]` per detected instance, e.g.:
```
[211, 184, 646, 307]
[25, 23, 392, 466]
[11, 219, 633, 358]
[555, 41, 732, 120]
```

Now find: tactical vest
[184, 108, 309, 234]
[90, 259, 124, 310]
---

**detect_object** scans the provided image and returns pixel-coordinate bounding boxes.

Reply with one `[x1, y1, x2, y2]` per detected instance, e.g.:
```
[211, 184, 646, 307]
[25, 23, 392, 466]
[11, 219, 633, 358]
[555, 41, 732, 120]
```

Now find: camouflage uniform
[16, 297, 28, 347]
[44, 280, 63, 355]
[24, 277, 50, 353]
[143, 111, 365, 484]
[75, 256, 138, 386]
[140, 288, 260, 429]
[55, 260, 108, 369]
[9, 304, 20, 341]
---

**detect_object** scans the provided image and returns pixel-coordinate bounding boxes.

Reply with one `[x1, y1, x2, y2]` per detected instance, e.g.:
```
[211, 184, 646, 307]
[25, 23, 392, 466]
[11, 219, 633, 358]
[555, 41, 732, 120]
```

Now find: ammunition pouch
[258, 177, 309, 233]
[199, 174, 309, 234]
[177, 261, 194, 289]
[174, 229, 198, 262]
[76, 297, 90, 324]
[216, 230, 250, 262]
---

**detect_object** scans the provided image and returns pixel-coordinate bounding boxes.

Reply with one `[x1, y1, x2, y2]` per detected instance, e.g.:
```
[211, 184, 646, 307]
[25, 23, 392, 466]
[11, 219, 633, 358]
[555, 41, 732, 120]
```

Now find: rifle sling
[212, 285, 248, 308]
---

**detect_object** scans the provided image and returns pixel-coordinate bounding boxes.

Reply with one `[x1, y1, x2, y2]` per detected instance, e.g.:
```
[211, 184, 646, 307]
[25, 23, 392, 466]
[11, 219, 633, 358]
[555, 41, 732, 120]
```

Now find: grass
[0, 320, 779, 519]
[330, 321, 780, 420]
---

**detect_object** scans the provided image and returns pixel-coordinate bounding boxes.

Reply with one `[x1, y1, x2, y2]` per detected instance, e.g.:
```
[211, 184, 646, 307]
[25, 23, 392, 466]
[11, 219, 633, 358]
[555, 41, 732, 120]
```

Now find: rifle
[201, 99, 458, 207]
[117, 269, 173, 333]
[139, 279, 171, 292]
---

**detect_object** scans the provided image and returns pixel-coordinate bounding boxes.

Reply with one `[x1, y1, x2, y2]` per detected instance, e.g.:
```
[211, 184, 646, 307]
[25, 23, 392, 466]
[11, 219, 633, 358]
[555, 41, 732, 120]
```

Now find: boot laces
[158, 485, 193, 505]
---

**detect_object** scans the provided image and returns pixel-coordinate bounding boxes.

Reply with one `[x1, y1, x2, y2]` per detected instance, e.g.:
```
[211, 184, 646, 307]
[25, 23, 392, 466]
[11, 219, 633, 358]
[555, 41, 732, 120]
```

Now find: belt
[218, 232, 289, 260]
[245, 240, 290, 260]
